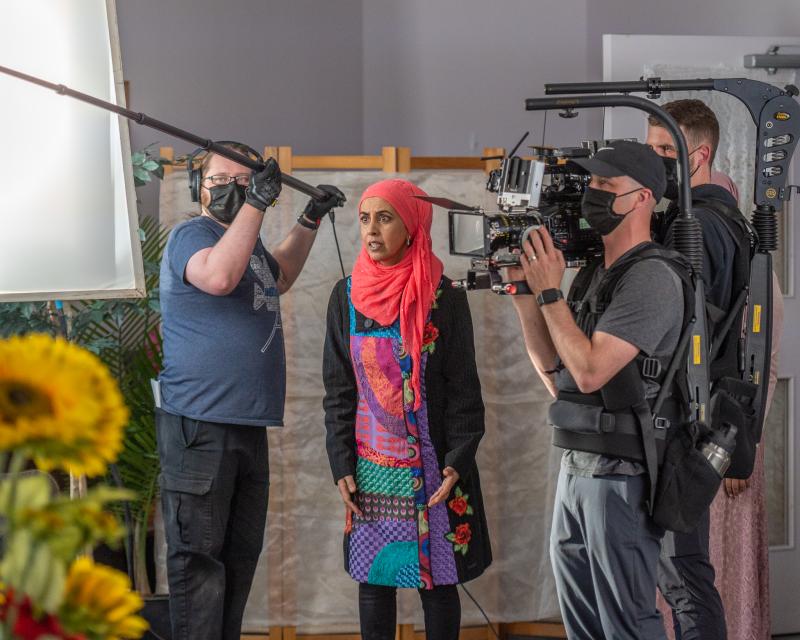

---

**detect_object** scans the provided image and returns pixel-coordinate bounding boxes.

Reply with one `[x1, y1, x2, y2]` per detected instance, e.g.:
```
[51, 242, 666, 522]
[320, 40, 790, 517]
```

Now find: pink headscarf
[350, 179, 444, 411]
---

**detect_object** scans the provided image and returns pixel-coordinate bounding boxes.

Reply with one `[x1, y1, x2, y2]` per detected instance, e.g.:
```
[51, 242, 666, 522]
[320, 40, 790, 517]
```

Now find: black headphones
[187, 140, 264, 203]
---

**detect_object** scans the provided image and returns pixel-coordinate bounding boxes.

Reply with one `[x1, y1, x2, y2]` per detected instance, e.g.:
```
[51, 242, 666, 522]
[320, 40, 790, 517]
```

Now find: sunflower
[0, 334, 129, 476]
[60, 556, 148, 640]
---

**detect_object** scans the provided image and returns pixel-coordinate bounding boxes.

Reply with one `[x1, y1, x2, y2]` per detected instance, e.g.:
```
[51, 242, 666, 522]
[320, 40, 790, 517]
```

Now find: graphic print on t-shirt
[250, 254, 280, 312]
[250, 253, 282, 353]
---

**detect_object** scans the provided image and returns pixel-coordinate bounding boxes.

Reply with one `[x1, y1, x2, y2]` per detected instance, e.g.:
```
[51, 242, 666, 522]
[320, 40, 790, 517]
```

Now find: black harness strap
[692, 197, 757, 382]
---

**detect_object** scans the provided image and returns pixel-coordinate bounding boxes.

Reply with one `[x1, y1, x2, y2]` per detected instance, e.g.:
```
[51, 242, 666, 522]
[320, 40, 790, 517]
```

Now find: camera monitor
[449, 211, 487, 257]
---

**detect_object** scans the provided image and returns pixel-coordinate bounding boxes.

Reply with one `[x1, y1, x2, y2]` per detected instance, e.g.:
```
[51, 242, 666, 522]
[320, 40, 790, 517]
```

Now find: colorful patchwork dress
[323, 276, 491, 589]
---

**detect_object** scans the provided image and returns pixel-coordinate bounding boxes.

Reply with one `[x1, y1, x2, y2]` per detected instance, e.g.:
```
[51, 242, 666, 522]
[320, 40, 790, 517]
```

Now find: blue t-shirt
[158, 216, 285, 426]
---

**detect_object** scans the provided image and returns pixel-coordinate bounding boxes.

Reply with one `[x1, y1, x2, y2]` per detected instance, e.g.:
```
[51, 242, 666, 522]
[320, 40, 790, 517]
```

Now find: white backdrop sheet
[159, 169, 562, 632]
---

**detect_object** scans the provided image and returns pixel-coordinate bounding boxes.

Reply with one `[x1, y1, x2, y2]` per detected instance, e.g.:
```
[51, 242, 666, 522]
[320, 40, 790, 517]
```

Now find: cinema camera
[418, 139, 626, 294]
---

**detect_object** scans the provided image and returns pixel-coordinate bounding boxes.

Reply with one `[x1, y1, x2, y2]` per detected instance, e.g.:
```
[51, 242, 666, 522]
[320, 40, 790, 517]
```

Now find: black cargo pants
[156, 409, 269, 640]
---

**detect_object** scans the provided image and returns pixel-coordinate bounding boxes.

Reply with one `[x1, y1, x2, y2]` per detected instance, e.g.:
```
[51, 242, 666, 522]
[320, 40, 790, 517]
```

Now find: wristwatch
[536, 288, 564, 307]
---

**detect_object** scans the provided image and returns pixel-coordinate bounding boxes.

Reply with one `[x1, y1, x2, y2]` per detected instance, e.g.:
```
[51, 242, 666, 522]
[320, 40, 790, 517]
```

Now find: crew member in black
[647, 99, 737, 640]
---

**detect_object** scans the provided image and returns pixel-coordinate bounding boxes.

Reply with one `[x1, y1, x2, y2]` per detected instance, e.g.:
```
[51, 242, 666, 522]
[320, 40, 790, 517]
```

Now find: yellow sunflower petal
[0, 335, 129, 475]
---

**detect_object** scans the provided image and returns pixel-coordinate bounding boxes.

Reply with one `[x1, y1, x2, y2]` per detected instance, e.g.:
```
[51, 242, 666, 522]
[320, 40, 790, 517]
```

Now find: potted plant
[0, 333, 149, 639]
[0, 145, 170, 598]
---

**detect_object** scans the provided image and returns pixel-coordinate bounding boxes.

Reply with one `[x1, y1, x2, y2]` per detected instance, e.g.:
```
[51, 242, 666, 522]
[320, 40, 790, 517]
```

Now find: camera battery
[497, 157, 545, 210]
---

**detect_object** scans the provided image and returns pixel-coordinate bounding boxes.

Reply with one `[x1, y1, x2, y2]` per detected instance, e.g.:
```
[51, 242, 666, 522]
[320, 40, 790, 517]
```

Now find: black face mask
[662, 157, 680, 201]
[206, 182, 246, 224]
[581, 186, 642, 236]
[661, 148, 700, 201]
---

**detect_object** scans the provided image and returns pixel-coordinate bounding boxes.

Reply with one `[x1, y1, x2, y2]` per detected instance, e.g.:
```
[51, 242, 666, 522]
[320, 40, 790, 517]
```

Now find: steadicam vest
[550, 243, 694, 461]
[548, 243, 698, 513]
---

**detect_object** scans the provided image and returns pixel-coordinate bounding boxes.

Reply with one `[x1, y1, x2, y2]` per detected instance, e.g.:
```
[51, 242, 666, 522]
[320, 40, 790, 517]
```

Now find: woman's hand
[428, 467, 460, 507]
[337, 475, 363, 517]
[724, 477, 750, 498]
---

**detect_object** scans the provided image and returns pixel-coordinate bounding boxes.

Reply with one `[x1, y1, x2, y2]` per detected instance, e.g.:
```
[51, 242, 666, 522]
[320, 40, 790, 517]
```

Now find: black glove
[300, 184, 345, 228]
[245, 157, 282, 211]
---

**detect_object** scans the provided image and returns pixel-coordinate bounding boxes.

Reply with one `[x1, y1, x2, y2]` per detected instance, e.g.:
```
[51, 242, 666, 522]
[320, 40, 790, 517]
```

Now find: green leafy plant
[72, 214, 168, 594]
[0, 303, 58, 338]
[131, 144, 166, 187]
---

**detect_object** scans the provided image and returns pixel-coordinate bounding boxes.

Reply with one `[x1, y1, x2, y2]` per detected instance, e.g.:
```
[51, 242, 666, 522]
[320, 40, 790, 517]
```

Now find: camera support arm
[542, 78, 799, 439]
[544, 77, 800, 212]
[524, 94, 701, 271]
[0, 63, 342, 205]
[546, 78, 716, 96]
[525, 93, 710, 422]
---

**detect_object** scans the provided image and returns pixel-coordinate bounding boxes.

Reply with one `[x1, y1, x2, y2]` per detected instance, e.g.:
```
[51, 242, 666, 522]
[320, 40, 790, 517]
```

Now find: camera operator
[156, 142, 342, 640]
[647, 99, 737, 640]
[510, 141, 682, 639]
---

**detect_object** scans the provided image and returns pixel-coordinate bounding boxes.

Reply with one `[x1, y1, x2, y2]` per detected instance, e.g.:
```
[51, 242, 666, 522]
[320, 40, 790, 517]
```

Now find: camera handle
[525, 95, 694, 227]
[451, 268, 533, 295]
[497, 279, 533, 295]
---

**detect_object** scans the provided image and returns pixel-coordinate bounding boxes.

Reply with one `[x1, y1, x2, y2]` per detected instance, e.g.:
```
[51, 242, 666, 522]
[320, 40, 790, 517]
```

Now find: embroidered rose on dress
[446, 523, 472, 555]
[422, 322, 439, 355]
[454, 523, 471, 545]
[447, 486, 474, 517]
[449, 496, 468, 516]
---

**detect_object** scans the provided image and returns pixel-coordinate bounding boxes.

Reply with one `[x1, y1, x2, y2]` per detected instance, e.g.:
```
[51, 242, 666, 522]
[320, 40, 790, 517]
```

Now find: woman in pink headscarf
[323, 179, 491, 640]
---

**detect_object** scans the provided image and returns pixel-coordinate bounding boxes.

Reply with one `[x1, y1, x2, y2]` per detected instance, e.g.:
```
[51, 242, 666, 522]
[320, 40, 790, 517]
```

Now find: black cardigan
[322, 276, 486, 483]
[322, 276, 492, 583]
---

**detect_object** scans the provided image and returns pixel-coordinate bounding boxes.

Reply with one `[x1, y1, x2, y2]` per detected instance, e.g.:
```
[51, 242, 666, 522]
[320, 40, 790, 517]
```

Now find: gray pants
[156, 409, 269, 640]
[658, 510, 727, 639]
[550, 468, 666, 640]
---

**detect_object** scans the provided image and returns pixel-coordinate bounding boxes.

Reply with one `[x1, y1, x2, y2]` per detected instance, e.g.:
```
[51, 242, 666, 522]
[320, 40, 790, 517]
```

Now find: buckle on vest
[653, 416, 670, 430]
[600, 413, 616, 433]
[642, 357, 662, 379]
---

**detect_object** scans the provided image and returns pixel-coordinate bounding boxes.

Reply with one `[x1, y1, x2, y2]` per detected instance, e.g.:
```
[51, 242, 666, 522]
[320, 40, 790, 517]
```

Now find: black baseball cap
[572, 140, 667, 201]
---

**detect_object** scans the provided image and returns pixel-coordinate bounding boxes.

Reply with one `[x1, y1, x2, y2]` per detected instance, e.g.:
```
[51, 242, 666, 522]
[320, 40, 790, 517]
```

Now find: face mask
[581, 186, 642, 236]
[662, 148, 701, 201]
[206, 182, 246, 224]
[662, 157, 679, 201]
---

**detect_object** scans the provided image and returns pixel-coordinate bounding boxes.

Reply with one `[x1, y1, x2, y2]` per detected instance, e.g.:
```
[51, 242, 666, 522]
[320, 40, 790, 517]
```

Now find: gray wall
[577, 0, 800, 137]
[116, 0, 363, 215]
[116, 0, 800, 210]
[362, 0, 800, 154]
[362, 0, 591, 155]
[117, 0, 363, 155]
